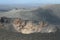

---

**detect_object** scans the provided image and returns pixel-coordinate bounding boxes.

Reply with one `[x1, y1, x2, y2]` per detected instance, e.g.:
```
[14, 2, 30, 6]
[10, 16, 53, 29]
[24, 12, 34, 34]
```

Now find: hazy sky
[0, 0, 60, 4]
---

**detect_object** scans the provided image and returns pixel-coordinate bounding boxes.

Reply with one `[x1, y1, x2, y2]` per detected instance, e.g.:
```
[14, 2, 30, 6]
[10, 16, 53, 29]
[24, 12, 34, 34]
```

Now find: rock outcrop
[12, 18, 57, 34]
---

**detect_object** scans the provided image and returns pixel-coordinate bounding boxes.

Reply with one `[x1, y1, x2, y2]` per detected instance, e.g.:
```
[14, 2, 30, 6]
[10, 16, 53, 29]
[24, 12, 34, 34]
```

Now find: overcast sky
[0, 0, 60, 4]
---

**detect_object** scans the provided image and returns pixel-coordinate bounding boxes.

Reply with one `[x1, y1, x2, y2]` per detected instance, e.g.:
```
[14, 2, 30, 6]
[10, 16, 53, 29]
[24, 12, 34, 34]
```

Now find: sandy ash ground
[0, 4, 60, 40]
[0, 28, 60, 40]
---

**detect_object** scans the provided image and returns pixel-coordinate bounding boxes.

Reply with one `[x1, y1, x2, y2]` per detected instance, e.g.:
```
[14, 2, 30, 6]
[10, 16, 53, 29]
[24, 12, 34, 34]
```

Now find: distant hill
[0, 4, 60, 25]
